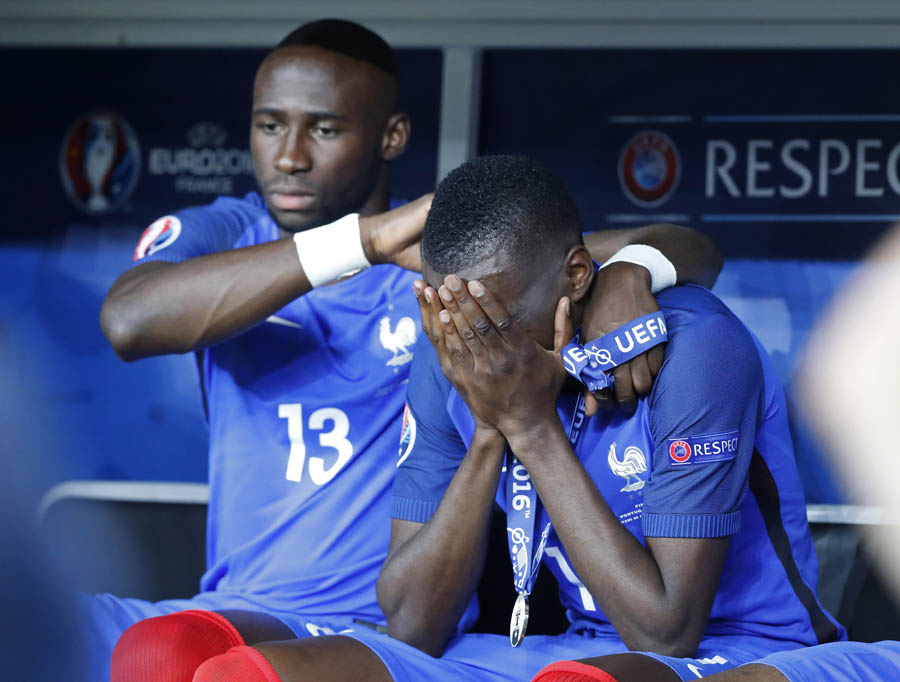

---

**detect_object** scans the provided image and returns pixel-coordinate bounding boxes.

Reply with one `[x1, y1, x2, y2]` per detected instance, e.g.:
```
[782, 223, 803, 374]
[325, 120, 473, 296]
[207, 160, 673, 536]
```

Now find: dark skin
[239, 245, 728, 681]
[99, 45, 722, 648]
[377, 249, 728, 662]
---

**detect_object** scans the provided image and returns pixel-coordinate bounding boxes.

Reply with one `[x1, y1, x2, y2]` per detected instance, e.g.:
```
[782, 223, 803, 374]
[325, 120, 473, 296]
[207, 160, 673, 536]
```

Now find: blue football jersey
[134, 192, 420, 623]
[393, 284, 845, 647]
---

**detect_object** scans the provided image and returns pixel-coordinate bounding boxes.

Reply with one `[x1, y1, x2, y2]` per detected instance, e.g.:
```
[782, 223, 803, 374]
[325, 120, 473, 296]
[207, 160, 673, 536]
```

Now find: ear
[381, 112, 410, 161]
[563, 244, 595, 305]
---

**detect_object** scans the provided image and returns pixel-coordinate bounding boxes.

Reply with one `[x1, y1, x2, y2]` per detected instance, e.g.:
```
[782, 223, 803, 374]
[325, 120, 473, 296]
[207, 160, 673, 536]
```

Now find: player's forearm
[584, 224, 723, 289]
[377, 429, 505, 656]
[506, 420, 706, 656]
[100, 239, 311, 360]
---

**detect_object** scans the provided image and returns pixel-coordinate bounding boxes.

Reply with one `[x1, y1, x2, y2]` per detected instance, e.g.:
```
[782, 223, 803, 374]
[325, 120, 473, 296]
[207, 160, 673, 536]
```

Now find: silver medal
[509, 593, 529, 647]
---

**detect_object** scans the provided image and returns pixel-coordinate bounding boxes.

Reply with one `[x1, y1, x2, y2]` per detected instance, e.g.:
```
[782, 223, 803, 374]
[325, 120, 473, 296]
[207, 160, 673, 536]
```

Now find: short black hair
[422, 155, 582, 275]
[276, 19, 399, 79]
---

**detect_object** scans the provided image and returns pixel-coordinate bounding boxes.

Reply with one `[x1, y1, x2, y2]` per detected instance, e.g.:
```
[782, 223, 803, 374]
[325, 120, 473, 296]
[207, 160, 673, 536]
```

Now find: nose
[274, 128, 312, 174]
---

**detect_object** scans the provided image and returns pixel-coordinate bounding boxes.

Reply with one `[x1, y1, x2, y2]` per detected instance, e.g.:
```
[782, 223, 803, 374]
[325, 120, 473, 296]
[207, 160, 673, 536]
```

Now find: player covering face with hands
[190, 156, 839, 682]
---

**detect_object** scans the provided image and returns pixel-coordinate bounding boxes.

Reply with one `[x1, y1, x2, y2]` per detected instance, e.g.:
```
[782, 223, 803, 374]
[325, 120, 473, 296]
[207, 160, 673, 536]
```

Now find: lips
[271, 191, 316, 211]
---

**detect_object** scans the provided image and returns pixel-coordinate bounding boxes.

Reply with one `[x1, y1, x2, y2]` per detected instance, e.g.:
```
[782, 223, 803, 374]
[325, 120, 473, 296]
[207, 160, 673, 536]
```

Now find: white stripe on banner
[704, 114, 900, 123]
[702, 214, 900, 223]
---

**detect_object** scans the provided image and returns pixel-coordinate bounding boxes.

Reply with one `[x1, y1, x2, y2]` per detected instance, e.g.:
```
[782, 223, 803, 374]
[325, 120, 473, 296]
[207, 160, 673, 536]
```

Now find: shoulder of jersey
[133, 193, 265, 261]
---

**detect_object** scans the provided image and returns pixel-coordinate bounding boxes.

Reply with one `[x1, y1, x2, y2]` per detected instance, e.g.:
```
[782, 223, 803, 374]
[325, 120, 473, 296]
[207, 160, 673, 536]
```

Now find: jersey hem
[642, 510, 741, 537]
[390, 496, 439, 523]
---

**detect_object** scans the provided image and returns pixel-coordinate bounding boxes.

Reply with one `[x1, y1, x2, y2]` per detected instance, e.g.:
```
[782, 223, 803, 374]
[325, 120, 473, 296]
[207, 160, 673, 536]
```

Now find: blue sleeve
[641, 305, 764, 538]
[390, 333, 468, 524]
[130, 196, 254, 266]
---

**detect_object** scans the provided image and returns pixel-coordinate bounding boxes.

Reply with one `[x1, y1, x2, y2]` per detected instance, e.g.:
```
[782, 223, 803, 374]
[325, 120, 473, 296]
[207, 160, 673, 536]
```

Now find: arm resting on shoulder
[584, 224, 723, 289]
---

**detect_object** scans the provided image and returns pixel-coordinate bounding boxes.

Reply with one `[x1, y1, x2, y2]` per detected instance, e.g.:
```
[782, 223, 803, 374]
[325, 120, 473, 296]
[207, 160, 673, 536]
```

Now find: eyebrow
[251, 107, 350, 121]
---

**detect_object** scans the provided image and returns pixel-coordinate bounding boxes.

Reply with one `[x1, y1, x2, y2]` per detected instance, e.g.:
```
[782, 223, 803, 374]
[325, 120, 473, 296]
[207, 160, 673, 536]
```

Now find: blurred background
[3, 0, 900, 647]
[6, 0, 900, 500]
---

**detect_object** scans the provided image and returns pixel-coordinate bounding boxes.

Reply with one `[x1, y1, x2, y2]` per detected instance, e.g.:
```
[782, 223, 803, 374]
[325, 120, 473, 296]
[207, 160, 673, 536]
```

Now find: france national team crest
[668, 431, 740, 466]
[134, 216, 182, 261]
[618, 130, 681, 207]
[607, 442, 647, 492]
[379, 316, 417, 367]
[60, 111, 141, 214]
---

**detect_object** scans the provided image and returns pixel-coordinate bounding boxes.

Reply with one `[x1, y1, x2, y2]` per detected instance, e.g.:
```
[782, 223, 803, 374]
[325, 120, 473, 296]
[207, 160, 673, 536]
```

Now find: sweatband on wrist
[292, 212, 370, 288]
[601, 244, 677, 294]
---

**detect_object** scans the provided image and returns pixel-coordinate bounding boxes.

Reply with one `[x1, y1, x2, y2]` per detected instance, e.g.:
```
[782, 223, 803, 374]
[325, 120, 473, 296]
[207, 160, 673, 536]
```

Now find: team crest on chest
[607, 442, 648, 492]
[379, 316, 416, 367]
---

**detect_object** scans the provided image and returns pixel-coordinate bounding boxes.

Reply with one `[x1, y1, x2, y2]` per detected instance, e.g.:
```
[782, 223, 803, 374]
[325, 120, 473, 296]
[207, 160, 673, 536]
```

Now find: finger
[467, 279, 529, 346]
[439, 307, 474, 372]
[420, 284, 450, 369]
[413, 280, 433, 340]
[647, 344, 665, 377]
[439, 281, 488, 359]
[628, 354, 655, 397]
[553, 297, 574, 353]
[612, 365, 638, 414]
[583, 389, 600, 417]
[592, 387, 616, 412]
[444, 275, 498, 353]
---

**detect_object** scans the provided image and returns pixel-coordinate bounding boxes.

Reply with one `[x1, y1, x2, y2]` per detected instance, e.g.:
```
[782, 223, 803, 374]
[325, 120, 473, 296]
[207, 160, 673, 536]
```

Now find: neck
[356, 165, 391, 217]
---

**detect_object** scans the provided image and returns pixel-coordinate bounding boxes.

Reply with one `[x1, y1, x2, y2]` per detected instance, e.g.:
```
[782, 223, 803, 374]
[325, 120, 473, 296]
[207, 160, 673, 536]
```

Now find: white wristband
[601, 244, 677, 294]
[292, 213, 371, 288]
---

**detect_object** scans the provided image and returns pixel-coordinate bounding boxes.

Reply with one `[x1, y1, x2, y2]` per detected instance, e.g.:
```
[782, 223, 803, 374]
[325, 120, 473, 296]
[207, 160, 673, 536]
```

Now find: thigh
[702, 664, 788, 681]
[575, 653, 682, 682]
[255, 635, 391, 682]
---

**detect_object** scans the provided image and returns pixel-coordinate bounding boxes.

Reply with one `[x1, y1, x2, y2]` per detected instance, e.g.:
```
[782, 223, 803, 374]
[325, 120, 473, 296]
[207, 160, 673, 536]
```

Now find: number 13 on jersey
[278, 403, 354, 485]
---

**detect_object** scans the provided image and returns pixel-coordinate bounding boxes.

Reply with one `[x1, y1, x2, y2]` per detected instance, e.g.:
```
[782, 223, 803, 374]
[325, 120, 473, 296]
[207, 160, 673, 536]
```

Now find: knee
[111, 610, 245, 682]
[193, 646, 282, 682]
[532, 660, 619, 682]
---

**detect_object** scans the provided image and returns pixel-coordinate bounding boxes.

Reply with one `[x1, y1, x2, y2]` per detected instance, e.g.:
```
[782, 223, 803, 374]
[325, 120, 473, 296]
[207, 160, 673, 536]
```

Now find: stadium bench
[38, 481, 900, 641]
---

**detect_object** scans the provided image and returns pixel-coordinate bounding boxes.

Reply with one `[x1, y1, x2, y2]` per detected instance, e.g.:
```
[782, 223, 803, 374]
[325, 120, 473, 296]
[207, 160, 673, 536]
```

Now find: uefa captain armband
[561, 312, 668, 392]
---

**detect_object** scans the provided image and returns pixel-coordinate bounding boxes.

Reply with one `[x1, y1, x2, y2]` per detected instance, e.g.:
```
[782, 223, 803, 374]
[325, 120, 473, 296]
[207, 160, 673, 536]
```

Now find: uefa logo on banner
[60, 111, 141, 214]
[618, 130, 681, 208]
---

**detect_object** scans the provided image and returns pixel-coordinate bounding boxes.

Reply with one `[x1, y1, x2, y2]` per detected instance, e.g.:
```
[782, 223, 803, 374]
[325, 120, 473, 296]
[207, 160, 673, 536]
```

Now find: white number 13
[278, 403, 353, 485]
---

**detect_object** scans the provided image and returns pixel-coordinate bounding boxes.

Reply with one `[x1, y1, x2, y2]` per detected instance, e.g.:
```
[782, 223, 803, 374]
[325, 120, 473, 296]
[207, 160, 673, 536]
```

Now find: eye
[254, 118, 282, 135]
[313, 123, 340, 138]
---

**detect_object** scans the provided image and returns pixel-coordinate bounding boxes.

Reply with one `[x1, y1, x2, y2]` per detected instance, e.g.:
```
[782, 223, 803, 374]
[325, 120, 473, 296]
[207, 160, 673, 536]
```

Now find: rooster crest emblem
[607, 442, 648, 492]
[379, 316, 417, 366]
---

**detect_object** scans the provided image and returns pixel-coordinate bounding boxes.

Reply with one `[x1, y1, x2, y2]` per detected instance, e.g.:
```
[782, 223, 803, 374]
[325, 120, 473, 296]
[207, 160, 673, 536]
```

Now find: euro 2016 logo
[619, 130, 681, 207]
[60, 111, 141, 214]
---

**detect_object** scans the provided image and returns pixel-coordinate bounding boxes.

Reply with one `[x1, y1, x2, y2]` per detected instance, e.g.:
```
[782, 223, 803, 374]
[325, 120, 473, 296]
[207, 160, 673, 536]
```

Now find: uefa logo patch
[618, 130, 681, 207]
[669, 440, 692, 464]
[60, 111, 141, 214]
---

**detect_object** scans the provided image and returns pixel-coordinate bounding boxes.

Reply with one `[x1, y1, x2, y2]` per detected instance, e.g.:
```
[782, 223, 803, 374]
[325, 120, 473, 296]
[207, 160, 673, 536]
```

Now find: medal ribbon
[505, 391, 588, 599]
[561, 311, 668, 393]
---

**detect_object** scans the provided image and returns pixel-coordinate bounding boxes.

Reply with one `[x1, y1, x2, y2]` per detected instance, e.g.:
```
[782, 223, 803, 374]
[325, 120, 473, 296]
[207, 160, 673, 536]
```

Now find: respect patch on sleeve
[668, 430, 740, 466]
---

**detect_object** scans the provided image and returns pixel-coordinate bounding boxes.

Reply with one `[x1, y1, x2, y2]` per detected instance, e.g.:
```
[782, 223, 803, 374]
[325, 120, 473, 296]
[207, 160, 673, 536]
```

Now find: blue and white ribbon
[561, 312, 668, 393]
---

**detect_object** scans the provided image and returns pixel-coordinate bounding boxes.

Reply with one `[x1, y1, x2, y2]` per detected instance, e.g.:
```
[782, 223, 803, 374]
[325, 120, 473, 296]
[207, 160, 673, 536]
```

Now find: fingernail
[564, 298, 570, 315]
[446, 275, 462, 292]
[424, 289, 433, 304]
[413, 282, 422, 298]
[439, 310, 451, 323]
[469, 281, 485, 297]
[439, 286, 453, 302]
